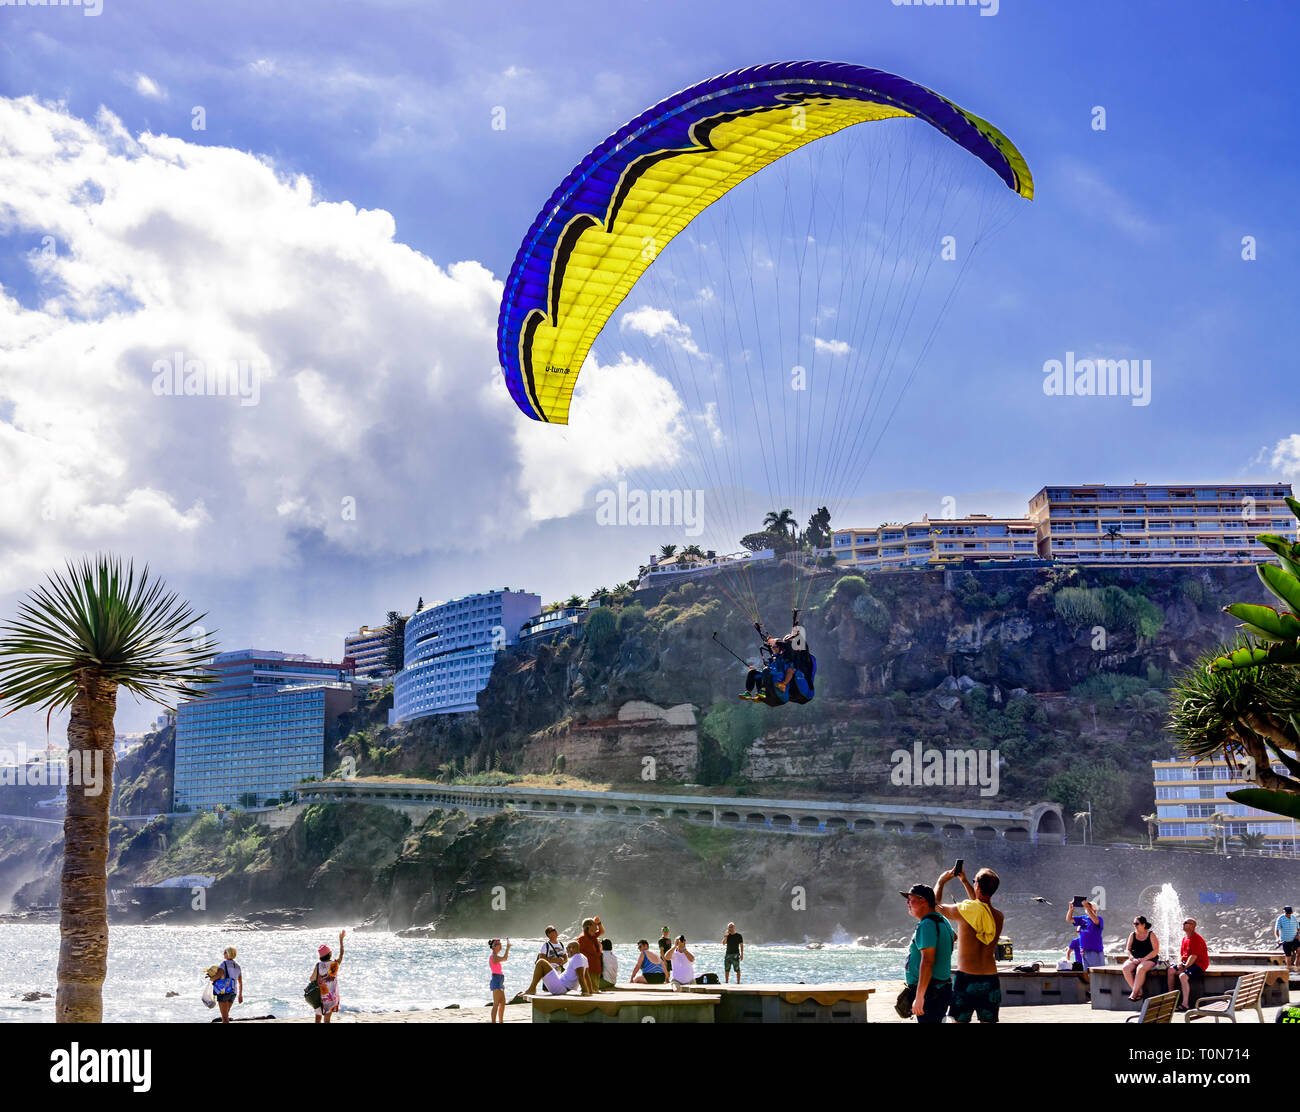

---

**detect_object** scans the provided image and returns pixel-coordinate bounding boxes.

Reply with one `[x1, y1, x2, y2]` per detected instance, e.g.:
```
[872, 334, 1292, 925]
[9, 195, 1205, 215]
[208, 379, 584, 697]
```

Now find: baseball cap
[900, 883, 936, 904]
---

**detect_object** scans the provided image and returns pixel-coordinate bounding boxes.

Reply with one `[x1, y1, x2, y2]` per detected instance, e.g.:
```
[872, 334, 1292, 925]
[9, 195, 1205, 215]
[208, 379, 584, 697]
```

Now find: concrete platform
[997, 967, 1090, 1006]
[1090, 965, 1289, 1011]
[1106, 950, 1284, 967]
[525, 990, 719, 1022]
[679, 981, 875, 1023]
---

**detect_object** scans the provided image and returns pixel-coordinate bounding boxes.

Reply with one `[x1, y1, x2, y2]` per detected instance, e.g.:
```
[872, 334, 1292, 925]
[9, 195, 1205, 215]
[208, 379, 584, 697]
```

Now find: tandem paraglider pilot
[741, 611, 816, 706]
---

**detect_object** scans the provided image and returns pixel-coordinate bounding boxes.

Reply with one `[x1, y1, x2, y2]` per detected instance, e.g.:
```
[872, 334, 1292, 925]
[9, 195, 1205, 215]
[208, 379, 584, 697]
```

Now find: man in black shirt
[723, 922, 745, 983]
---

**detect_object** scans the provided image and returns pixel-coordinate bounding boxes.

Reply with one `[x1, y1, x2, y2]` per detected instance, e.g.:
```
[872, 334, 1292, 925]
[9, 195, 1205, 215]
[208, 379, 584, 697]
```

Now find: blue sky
[0, 0, 1297, 744]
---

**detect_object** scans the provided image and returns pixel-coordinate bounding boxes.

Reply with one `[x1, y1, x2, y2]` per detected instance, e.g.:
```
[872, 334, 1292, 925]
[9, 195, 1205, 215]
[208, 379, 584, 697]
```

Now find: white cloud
[1269, 434, 1300, 481]
[619, 306, 703, 357]
[814, 337, 850, 356]
[1058, 158, 1159, 242]
[0, 96, 685, 592]
[133, 73, 165, 100]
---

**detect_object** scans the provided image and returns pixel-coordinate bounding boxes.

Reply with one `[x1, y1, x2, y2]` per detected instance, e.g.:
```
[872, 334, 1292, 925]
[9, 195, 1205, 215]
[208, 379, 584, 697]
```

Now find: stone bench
[996, 967, 1090, 1006]
[525, 991, 719, 1023]
[1106, 950, 1284, 967]
[1090, 965, 1289, 1011]
[680, 982, 875, 1023]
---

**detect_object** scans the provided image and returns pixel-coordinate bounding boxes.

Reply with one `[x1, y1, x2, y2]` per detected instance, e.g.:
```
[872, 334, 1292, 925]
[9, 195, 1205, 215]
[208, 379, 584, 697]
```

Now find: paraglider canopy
[497, 60, 1031, 425]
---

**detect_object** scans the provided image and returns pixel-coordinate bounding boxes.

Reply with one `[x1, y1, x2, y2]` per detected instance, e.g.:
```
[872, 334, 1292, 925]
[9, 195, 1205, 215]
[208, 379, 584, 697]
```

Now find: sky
[0, 0, 1297, 747]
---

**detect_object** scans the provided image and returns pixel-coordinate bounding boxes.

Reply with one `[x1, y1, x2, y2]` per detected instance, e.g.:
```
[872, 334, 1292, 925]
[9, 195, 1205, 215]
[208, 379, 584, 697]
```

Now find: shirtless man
[935, 865, 1004, 1023]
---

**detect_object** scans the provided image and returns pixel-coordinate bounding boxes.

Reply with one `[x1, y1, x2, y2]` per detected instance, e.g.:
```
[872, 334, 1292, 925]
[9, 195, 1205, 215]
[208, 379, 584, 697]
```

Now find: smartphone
[1072, 895, 1085, 907]
[953, 859, 964, 877]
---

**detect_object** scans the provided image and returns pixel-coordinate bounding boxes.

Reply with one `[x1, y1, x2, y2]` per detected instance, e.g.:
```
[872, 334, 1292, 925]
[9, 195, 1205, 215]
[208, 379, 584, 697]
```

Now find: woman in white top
[669, 935, 696, 986]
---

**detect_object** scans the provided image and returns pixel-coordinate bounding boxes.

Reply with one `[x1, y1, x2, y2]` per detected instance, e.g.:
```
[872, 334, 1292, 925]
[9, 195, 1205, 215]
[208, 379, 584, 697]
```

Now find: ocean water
[0, 925, 1058, 1022]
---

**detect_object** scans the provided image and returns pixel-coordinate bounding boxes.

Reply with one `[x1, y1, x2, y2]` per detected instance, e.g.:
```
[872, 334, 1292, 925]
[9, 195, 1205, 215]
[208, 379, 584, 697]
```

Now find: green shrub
[616, 603, 646, 635]
[829, 575, 867, 605]
[1054, 587, 1107, 630]
[852, 592, 890, 634]
[1054, 585, 1164, 641]
[1069, 672, 1151, 708]
[584, 606, 618, 657]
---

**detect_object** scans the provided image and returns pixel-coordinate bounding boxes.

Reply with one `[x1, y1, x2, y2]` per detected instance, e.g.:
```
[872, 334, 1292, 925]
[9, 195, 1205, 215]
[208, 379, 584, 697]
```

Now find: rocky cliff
[338, 563, 1262, 840]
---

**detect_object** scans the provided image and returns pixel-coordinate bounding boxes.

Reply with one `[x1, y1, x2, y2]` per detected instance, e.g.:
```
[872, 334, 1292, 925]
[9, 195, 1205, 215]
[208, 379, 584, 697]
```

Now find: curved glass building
[392, 588, 540, 721]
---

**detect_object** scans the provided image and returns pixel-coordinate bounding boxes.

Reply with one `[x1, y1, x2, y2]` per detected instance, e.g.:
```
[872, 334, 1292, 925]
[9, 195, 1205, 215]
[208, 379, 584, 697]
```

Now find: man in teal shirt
[902, 883, 955, 1023]
[1276, 905, 1299, 969]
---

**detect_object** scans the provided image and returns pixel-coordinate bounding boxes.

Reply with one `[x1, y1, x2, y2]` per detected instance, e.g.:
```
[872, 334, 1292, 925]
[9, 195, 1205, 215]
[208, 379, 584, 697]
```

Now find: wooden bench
[1125, 990, 1179, 1024]
[680, 982, 875, 1023]
[525, 991, 719, 1023]
[1186, 970, 1267, 1023]
[1090, 965, 1286, 1011]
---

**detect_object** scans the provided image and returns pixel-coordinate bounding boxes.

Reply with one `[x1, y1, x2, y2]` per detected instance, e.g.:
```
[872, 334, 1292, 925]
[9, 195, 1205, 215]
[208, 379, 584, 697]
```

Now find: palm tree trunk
[56, 671, 117, 1023]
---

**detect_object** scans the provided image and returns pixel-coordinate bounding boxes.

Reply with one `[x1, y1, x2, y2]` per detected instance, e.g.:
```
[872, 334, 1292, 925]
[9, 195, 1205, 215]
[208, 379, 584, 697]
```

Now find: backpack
[212, 960, 235, 995]
[787, 654, 817, 704]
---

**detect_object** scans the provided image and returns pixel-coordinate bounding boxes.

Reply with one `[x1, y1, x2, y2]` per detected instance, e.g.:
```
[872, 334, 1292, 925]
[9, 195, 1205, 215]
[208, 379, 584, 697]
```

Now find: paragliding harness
[762, 616, 815, 706]
[717, 612, 815, 707]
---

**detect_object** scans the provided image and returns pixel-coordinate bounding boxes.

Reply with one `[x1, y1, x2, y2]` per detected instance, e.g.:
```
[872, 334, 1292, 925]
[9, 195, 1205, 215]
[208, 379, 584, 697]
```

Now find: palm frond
[0, 554, 220, 713]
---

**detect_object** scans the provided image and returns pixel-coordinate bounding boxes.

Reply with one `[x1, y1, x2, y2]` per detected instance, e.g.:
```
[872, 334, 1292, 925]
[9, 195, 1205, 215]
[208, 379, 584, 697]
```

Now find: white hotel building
[1029, 482, 1295, 564]
[830, 482, 1294, 571]
[392, 589, 540, 722]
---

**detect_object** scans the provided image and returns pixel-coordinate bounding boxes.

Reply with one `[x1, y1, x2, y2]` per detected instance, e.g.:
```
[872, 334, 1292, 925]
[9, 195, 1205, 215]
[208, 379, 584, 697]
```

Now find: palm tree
[1236, 831, 1268, 851]
[1103, 525, 1123, 557]
[564, 595, 584, 609]
[659, 545, 678, 559]
[1210, 811, 1228, 855]
[763, 509, 796, 539]
[1073, 809, 1091, 846]
[0, 555, 217, 1022]
[1141, 811, 1159, 849]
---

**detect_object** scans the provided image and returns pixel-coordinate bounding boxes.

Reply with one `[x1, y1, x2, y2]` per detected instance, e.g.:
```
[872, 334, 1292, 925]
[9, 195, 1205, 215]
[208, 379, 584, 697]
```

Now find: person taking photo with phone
[935, 862, 1004, 1023]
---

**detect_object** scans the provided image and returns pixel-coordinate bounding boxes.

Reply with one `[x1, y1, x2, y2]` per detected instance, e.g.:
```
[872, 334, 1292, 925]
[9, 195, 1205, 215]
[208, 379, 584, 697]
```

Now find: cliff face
[337, 563, 1260, 837]
[7, 561, 1265, 927]
[63, 803, 1298, 951]
[112, 725, 174, 815]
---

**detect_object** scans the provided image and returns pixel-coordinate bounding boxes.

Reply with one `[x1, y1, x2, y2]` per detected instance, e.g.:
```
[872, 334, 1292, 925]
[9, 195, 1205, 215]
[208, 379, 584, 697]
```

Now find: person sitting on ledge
[629, 939, 666, 985]
[1167, 918, 1209, 1012]
[1121, 916, 1159, 1001]
[524, 939, 592, 997]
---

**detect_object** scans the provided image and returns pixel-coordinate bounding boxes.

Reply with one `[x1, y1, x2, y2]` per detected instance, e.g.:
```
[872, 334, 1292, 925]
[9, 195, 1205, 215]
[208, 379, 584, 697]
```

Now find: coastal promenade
[294, 779, 1065, 842]
[271, 981, 1133, 1023]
